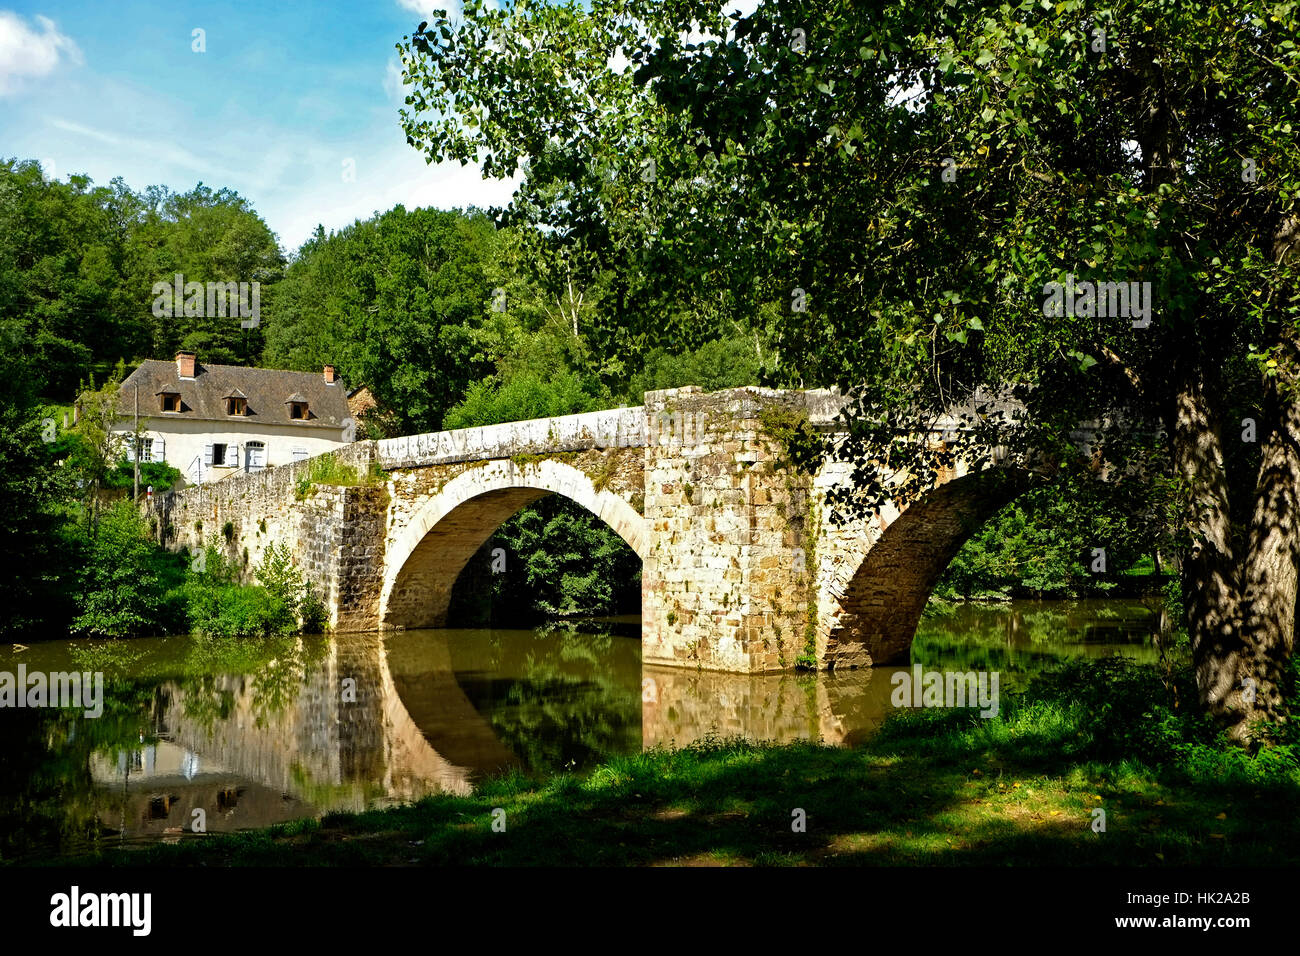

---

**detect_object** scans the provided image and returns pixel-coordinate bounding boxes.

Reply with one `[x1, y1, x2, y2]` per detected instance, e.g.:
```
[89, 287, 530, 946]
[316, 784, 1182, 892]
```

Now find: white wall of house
[111, 415, 350, 486]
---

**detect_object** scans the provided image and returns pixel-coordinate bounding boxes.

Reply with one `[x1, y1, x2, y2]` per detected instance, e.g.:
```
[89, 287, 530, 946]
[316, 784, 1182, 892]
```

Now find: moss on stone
[798, 494, 820, 669]
[508, 450, 580, 469]
[758, 402, 823, 476]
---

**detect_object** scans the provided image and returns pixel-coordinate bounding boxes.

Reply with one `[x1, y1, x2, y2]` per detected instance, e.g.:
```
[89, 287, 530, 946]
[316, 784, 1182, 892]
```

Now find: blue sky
[0, 0, 518, 254]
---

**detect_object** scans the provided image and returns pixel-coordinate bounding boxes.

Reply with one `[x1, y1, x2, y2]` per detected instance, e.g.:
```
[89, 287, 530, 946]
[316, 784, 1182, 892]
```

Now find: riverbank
[51, 658, 1300, 867]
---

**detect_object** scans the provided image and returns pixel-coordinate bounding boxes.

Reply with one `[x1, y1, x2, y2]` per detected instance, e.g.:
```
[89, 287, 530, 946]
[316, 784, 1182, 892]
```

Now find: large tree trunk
[1172, 369, 1252, 734]
[1238, 360, 1300, 733]
[1232, 214, 1300, 736]
[1175, 349, 1298, 741]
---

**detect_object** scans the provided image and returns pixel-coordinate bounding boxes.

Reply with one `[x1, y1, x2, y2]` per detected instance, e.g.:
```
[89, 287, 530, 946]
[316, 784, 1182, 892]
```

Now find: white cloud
[46, 117, 245, 184]
[383, 57, 410, 104]
[0, 12, 81, 96]
[270, 143, 521, 253]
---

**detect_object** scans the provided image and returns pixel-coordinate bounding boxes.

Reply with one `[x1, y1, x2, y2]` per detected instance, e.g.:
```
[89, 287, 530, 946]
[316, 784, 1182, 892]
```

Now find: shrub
[102, 459, 183, 492]
[1011, 657, 1299, 782]
[299, 585, 329, 633]
[185, 584, 282, 638]
[183, 542, 326, 637]
[72, 502, 186, 637]
[254, 543, 307, 633]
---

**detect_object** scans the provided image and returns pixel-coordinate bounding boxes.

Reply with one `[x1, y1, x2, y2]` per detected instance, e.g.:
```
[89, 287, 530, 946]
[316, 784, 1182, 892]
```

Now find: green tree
[627, 336, 763, 401]
[66, 364, 128, 535]
[0, 162, 283, 388]
[399, 0, 1300, 740]
[71, 501, 169, 637]
[0, 160, 138, 394]
[936, 474, 1169, 599]
[443, 368, 603, 429]
[262, 206, 502, 432]
[127, 183, 284, 364]
[0, 330, 77, 635]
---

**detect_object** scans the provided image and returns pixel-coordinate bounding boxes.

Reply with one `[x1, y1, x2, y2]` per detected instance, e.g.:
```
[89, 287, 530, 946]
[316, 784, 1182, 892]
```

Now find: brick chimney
[323, 364, 337, 384]
[176, 351, 196, 379]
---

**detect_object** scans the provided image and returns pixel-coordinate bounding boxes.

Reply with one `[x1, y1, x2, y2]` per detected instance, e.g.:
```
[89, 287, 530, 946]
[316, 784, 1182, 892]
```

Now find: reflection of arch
[380, 460, 648, 629]
[370, 634, 518, 798]
[825, 469, 1031, 667]
[146, 634, 513, 806]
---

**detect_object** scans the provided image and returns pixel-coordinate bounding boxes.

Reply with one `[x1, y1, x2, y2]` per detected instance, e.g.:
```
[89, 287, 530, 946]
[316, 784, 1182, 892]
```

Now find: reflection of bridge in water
[92, 634, 516, 839]
[90, 630, 902, 839]
[641, 666, 891, 749]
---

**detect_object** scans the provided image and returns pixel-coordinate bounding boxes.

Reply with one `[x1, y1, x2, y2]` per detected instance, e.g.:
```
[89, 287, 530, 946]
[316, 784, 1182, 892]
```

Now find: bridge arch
[822, 468, 1033, 667]
[380, 459, 648, 629]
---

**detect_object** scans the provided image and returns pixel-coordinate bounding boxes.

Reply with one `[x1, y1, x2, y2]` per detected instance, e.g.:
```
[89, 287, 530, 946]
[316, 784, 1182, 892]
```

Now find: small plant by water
[185, 542, 328, 637]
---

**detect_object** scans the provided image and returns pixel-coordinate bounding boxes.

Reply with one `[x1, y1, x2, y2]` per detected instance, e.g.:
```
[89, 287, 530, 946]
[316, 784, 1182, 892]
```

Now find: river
[0, 599, 1174, 861]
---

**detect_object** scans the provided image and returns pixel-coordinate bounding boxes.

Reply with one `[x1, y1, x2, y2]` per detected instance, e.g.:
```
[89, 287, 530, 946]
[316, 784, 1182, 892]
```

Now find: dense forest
[0, 153, 1164, 639]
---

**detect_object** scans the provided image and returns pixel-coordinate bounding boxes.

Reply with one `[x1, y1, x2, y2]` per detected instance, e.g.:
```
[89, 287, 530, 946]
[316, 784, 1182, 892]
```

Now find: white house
[113, 351, 355, 486]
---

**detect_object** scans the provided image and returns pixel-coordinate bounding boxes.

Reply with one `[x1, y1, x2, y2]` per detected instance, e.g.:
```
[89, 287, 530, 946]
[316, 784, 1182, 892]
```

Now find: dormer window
[159, 391, 181, 413]
[225, 389, 248, 416]
[285, 392, 309, 420]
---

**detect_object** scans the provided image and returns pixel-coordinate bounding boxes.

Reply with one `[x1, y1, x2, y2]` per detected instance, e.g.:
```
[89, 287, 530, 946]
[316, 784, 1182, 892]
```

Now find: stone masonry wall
[149, 441, 382, 630]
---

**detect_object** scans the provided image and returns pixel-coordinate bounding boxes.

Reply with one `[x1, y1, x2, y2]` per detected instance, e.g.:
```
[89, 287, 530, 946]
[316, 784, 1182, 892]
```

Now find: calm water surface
[0, 599, 1174, 860]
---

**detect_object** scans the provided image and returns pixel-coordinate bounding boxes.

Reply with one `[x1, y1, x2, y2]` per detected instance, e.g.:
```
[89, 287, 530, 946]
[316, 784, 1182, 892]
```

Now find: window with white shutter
[152, 437, 165, 463]
[203, 444, 214, 466]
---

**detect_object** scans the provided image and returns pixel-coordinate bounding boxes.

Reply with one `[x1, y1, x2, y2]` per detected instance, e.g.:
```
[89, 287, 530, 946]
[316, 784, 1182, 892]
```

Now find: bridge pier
[641, 387, 837, 672]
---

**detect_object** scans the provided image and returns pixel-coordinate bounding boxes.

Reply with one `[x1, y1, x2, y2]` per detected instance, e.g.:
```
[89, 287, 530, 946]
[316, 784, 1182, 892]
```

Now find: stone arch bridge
[151, 386, 1033, 673]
